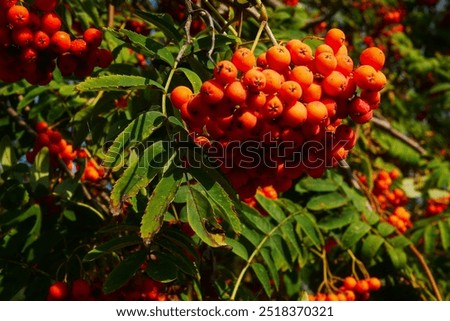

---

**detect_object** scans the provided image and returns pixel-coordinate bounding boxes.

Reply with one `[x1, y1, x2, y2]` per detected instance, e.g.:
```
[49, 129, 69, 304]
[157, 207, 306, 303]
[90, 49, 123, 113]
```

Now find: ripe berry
[50, 31, 71, 54]
[263, 95, 284, 119]
[71, 279, 91, 300]
[0, 0, 17, 9]
[213, 60, 238, 85]
[47, 281, 68, 300]
[286, 39, 313, 65]
[315, 52, 337, 76]
[12, 27, 33, 47]
[243, 68, 266, 91]
[225, 81, 247, 104]
[261, 69, 283, 94]
[231, 47, 255, 72]
[170, 85, 193, 109]
[83, 28, 103, 47]
[41, 12, 62, 35]
[93, 48, 113, 68]
[69, 38, 88, 57]
[279, 80, 302, 103]
[290, 66, 313, 90]
[343, 276, 357, 290]
[324, 28, 346, 52]
[7, 5, 30, 28]
[200, 79, 224, 104]
[266, 45, 291, 72]
[306, 101, 328, 124]
[367, 277, 382, 291]
[35, 121, 48, 133]
[322, 71, 348, 97]
[360, 47, 385, 71]
[33, 0, 58, 12]
[281, 101, 307, 127]
[354, 279, 370, 293]
[33, 30, 50, 50]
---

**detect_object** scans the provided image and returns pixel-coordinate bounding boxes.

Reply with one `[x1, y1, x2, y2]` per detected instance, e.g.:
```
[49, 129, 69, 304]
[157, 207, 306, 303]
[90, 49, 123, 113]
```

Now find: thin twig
[371, 116, 427, 155]
[108, 3, 115, 28]
[2, 103, 37, 136]
[408, 243, 443, 301]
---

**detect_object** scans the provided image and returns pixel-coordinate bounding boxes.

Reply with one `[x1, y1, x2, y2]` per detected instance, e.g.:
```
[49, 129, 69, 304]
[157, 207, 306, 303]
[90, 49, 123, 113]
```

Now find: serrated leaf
[438, 221, 450, 251]
[103, 250, 147, 294]
[186, 188, 227, 248]
[83, 235, 142, 262]
[296, 214, 323, 248]
[364, 211, 380, 225]
[387, 247, 407, 269]
[251, 263, 272, 297]
[188, 166, 241, 233]
[103, 111, 166, 170]
[318, 206, 359, 231]
[77, 75, 164, 92]
[110, 141, 172, 215]
[134, 11, 182, 42]
[306, 192, 348, 211]
[240, 203, 272, 234]
[256, 194, 285, 223]
[341, 221, 371, 249]
[226, 237, 249, 260]
[297, 176, 338, 193]
[140, 166, 182, 244]
[361, 234, 384, 260]
[260, 247, 280, 291]
[177, 67, 203, 93]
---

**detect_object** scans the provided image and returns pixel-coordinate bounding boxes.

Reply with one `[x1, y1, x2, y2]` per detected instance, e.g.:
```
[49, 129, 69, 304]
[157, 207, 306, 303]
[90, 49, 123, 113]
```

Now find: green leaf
[145, 252, 178, 282]
[83, 235, 142, 262]
[306, 192, 348, 211]
[361, 235, 384, 260]
[296, 176, 338, 193]
[140, 166, 182, 244]
[424, 225, 438, 254]
[240, 203, 272, 234]
[364, 211, 380, 225]
[186, 188, 227, 248]
[389, 235, 411, 248]
[377, 222, 396, 237]
[251, 263, 272, 297]
[341, 221, 371, 249]
[103, 111, 166, 170]
[401, 178, 421, 198]
[256, 194, 285, 223]
[177, 68, 203, 93]
[188, 166, 241, 234]
[438, 221, 450, 251]
[0, 136, 16, 171]
[30, 147, 49, 191]
[76, 75, 164, 92]
[226, 237, 249, 261]
[134, 11, 182, 42]
[103, 250, 147, 294]
[387, 247, 407, 269]
[318, 206, 359, 231]
[110, 141, 172, 214]
[296, 214, 323, 248]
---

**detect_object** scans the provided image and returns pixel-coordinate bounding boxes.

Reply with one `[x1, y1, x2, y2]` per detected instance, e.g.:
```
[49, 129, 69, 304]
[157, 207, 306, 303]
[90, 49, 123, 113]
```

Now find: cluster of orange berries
[0, 0, 112, 84]
[80, 157, 105, 183]
[309, 276, 381, 301]
[171, 28, 386, 199]
[388, 206, 412, 233]
[26, 121, 77, 169]
[47, 276, 168, 301]
[425, 195, 450, 217]
[371, 169, 408, 209]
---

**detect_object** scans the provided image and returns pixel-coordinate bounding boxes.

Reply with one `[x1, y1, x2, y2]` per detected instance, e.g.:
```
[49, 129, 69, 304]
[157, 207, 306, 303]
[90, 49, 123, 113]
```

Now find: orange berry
[354, 279, 370, 293]
[323, 71, 348, 97]
[315, 52, 337, 76]
[266, 45, 291, 72]
[360, 47, 385, 71]
[214, 60, 238, 84]
[262, 69, 283, 94]
[256, 52, 268, 68]
[302, 82, 322, 103]
[315, 44, 334, 57]
[344, 290, 356, 301]
[368, 277, 382, 291]
[7, 5, 29, 28]
[286, 39, 313, 65]
[231, 47, 256, 72]
[225, 81, 248, 104]
[326, 293, 339, 301]
[170, 85, 193, 109]
[306, 101, 328, 124]
[246, 91, 266, 111]
[50, 31, 71, 54]
[281, 101, 307, 127]
[234, 109, 258, 131]
[335, 54, 354, 76]
[325, 28, 346, 52]
[200, 79, 224, 104]
[35, 121, 48, 133]
[279, 80, 302, 103]
[243, 68, 266, 91]
[353, 65, 377, 90]
[343, 276, 357, 290]
[336, 293, 347, 301]
[262, 95, 284, 119]
[290, 65, 313, 90]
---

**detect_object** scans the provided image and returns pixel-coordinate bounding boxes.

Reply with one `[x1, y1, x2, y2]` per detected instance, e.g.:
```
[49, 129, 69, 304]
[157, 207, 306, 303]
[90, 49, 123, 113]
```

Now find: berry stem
[251, 20, 266, 53]
[203, 0, 238, 36]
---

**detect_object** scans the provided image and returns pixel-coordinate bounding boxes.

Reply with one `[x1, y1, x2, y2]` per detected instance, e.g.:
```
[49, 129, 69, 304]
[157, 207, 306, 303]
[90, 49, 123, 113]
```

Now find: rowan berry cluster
[309, 276, 381, 301]
[0, 0, 113, 84]
[425, 195, 450, 217]
[47, 276, 168, 301]
[171, 28, 386, 199]
[80, 157, 105, 183]
[388, 206, 412, 233]
[26, 121, 77, 169]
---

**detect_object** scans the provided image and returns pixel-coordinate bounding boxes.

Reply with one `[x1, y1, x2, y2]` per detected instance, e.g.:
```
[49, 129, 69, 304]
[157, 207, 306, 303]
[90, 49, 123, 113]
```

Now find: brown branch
[108, 3, 115, 28]
[408, 243, 442, 301]
[3, 103, 37, 136]
[371, 116, 427, 155]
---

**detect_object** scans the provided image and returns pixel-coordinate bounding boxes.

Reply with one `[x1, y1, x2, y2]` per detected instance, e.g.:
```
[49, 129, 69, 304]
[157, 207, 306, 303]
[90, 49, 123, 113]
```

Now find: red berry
[41, 12, 62, 35]
[12, 27, 33, 47]
[0, 0, 17, 9]
[69, 38, 88, 57]
[83, 28, 103, 47]
[33, 0, 58, 12]
[50, 31, 71, 54]
[47, 281, 68, 300]
[71, 279, 91, 300]
[33, 30, 50, 50]
[94, 48, 113, 68]
[35, 121, 48, 133]
[7, 5, 30, 28]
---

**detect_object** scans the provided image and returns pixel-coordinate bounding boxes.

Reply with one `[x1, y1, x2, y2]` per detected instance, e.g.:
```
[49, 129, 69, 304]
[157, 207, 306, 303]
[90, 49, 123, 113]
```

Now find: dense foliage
[0, 0, 449, 301]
